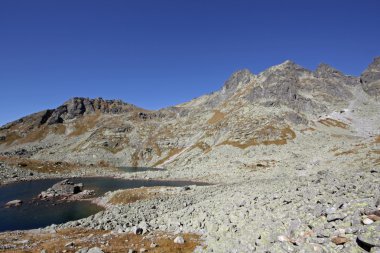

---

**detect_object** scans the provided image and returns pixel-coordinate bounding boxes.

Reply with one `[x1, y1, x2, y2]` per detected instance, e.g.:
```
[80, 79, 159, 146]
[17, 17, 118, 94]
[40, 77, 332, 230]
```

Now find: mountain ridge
[0, 56, 379, 169]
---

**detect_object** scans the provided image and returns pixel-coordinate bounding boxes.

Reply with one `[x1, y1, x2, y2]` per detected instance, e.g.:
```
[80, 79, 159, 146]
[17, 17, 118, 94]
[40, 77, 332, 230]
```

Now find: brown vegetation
[334, 149, 358, 156]
[189, 141, 212, 154]
[153, 148, 184, 167]
[207, 110, 225, 124]
[0, 156, 81, 174]
[219, 125, 296, 149]
[300, 127, 316, 133]
[109, 187, 163, 205]
[0, 228, 203, 253]
[69, 113, 100, 137]
[0, 131, 22, 146]
[318, 118, 349, 129]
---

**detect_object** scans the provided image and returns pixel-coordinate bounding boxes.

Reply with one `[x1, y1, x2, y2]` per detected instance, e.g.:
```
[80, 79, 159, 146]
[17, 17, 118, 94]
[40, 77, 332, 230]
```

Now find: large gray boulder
[39, 179, 83, 198]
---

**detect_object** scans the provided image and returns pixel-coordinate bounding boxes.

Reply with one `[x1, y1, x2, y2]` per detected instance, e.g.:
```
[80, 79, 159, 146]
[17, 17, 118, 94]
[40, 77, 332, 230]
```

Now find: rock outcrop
[38, 179, 90, 199]
[361, 56, 380, 98]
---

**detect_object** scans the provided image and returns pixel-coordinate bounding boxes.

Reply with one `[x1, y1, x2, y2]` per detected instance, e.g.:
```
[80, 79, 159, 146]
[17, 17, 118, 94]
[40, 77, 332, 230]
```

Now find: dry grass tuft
[0, 124, 67, 146]
[334, 149, 358, 156]
[18, 126, 49, 144]
[0, 156, 81, 174]
[219, 139, 259, 149]
[108, 187, 163, 205]
[300, 127, 316, 133]
[219, 125, 296, 149]
[69, 114, 100, 137]
[131, 151, 140, 167]
[207, 110, 225, 124]
[0, 228, 203, 253]
[153, 148, 184, 167]
[189, 142, 212, 154]
[52, 124, 67, 135]
[318, 118, 349, 129]
[0, 132, 22, 146]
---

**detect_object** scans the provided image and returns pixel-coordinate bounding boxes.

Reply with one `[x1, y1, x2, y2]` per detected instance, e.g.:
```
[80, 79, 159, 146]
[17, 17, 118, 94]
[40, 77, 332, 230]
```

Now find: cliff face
[0, 57, 379, 169]
[360, 56, 380, 98]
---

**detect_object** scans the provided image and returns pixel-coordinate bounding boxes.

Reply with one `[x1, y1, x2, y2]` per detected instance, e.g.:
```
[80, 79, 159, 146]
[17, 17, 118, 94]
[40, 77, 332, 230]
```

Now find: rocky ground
[0, 57, 379, 252]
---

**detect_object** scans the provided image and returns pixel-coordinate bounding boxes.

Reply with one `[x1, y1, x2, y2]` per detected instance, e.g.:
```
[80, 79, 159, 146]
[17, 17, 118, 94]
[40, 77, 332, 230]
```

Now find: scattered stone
[65, 241, 75, 247]
[331, 236, 349, 245]
[87, 247, 103, 253]
[363, 218, 374, 225]
[368, 214, 380, 222]
[174, 236, 185, 244]
[5, 199, 22, 207]
[75, 248, 89, 253]
[327, 213, 347, 222]
[277, 235, 290, 242]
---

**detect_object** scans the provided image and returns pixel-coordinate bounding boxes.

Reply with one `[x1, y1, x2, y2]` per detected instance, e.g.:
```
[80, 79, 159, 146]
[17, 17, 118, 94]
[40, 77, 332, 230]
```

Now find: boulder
[87, 247, 103, 253]
[5, 199, 23, 207]
[174, 236, 185, 244]
[39, 179, 85, 199]
[357, 224, 380, 250]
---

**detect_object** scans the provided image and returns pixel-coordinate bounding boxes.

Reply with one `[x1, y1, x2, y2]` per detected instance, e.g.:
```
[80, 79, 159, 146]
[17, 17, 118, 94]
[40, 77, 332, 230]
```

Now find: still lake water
[0, 177, 209, 232]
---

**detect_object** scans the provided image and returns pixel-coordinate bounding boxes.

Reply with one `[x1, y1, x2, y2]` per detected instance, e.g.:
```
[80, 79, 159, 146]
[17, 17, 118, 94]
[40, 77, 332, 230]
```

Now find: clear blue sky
[1, 0, 379, 126]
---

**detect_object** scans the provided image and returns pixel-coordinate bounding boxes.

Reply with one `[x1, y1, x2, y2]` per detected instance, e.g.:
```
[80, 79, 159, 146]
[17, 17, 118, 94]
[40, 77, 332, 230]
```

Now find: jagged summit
[0, 56, 379, 168]
[222, 69, 254, 92]
[315, 63, 344, 78]
[360, 56, 380, 98]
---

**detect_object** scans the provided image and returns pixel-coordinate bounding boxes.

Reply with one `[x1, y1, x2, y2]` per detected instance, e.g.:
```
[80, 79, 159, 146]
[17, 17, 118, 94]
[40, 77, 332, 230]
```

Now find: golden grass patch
[318, 118, 349, 129]
[0, 131, 22, 146]
[189, 142, 212, 154]
[207, 110, 225, 124]
[334, 150, 358, 156]
[153, 148, 184, 167]
[300, 127, 316, 133]
[0, 156, 81, 174]
[69, 113, 100, 137]
[218, 125, 296, 149]
[52, 124, 67, 135]
[108, 187, 163, 205]
[0, 228, 203, 253]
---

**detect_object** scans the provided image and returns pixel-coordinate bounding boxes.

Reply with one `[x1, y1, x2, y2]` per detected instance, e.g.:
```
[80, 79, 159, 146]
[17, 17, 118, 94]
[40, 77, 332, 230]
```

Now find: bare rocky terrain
[0, 57, 379, 252]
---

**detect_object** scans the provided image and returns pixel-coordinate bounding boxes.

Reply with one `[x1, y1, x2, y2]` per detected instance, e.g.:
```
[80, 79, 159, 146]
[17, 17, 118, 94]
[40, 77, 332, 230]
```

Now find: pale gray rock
[87, 247, 104, 253]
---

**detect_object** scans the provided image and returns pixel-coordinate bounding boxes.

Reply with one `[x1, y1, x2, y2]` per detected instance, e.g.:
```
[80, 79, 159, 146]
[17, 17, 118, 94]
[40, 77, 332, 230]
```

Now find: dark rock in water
[39, 179, 84, 199]
[5, 199, 23, 207]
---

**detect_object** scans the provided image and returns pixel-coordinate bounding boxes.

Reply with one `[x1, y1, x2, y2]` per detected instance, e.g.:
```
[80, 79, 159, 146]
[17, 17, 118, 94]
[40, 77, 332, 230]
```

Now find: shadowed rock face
[361, 57, 380, 97]
[47, 97, 138, 124]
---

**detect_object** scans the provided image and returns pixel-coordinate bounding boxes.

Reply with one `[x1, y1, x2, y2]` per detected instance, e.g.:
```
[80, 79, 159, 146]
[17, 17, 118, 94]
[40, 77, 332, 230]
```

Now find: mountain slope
[0, 57, 379, 173]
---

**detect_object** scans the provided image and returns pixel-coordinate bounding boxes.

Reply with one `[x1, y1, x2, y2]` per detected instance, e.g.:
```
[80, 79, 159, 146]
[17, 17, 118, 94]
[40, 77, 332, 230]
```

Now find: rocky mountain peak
[260, 60, 312, 80]
[315, 63, 345, 78]
[222, 69, 254, 92]
[361, 56, 380, 84]
[360, 56, 380, 97]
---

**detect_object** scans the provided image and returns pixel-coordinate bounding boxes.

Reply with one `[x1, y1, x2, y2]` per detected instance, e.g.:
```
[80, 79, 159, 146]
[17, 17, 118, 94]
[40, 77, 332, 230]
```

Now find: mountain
[0, 57, 379, 172]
